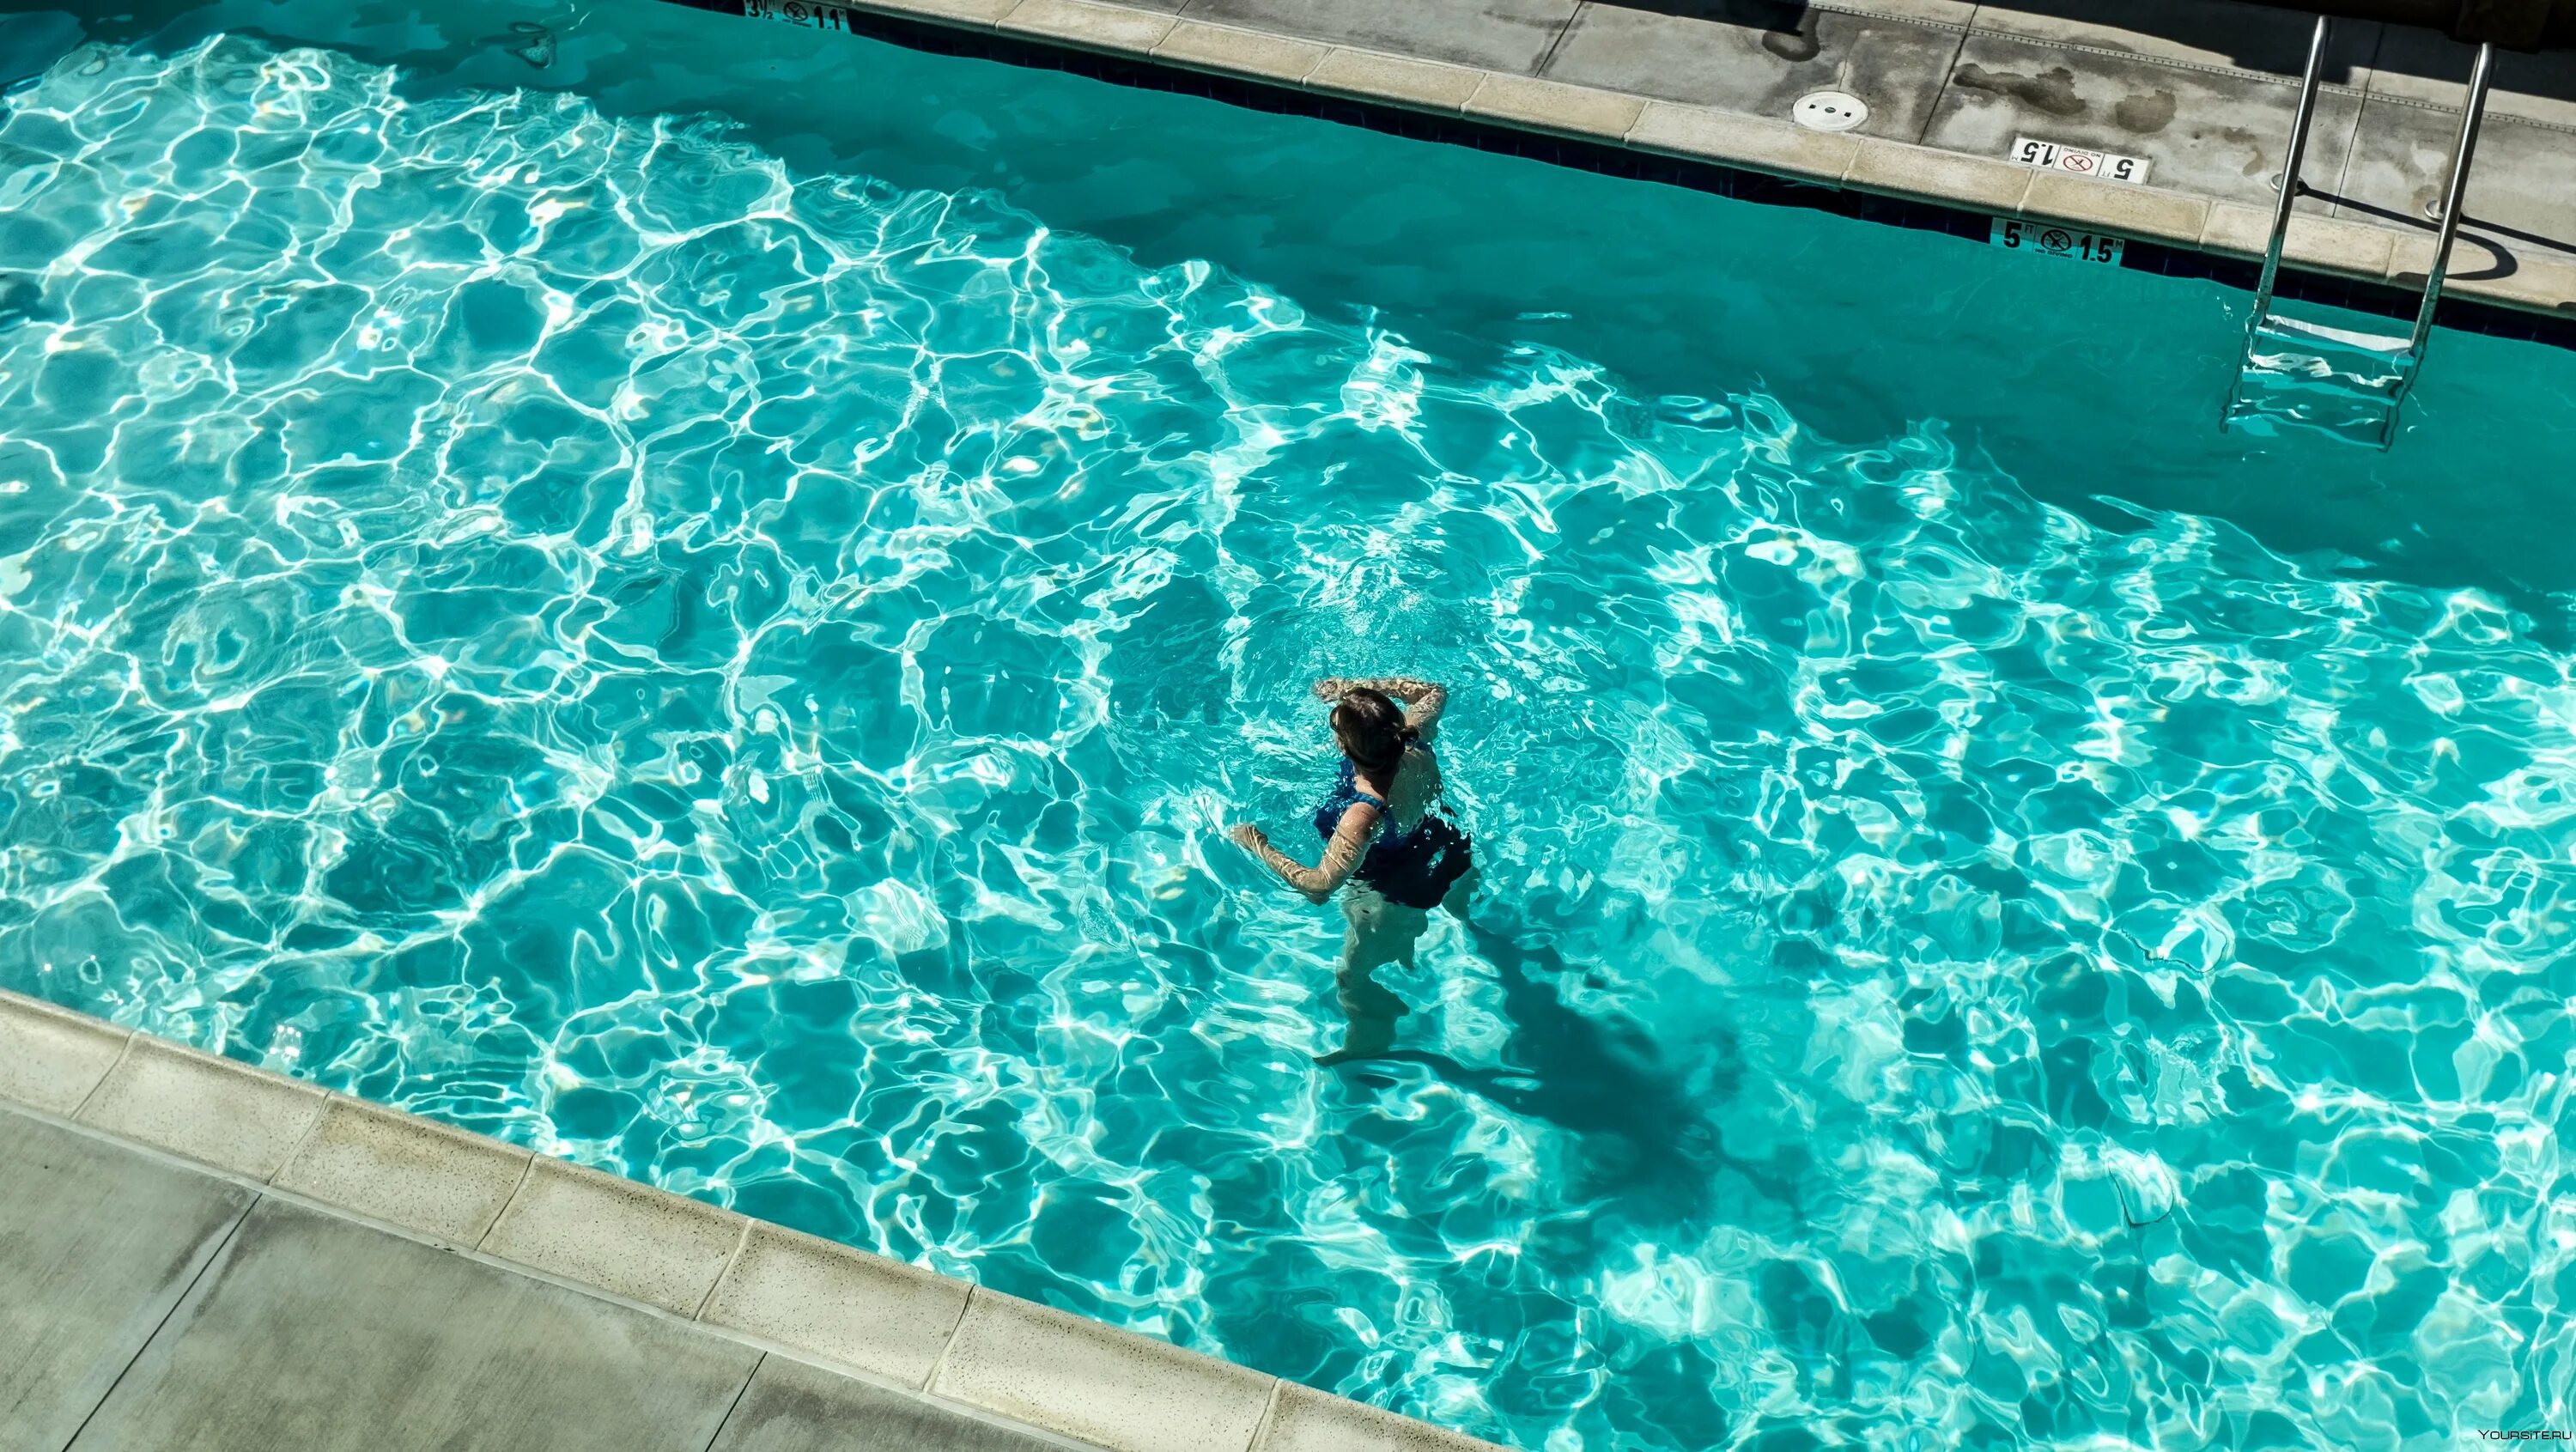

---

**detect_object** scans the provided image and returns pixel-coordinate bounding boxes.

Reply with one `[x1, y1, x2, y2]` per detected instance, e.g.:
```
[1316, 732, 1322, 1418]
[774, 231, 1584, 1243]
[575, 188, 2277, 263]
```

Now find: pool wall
[642, 0, 2576, 349]
[0, 987, 1506, 1452]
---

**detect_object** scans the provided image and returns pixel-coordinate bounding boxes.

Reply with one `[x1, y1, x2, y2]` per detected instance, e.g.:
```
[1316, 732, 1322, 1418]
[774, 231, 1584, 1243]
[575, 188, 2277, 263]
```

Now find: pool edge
[0, 987, 1516, 1452]
[644, 0, 2576, 349]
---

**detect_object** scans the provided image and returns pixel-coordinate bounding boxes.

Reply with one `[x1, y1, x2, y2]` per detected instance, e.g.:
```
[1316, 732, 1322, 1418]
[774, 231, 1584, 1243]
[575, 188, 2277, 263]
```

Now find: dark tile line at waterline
[646, 0, 2576, 354]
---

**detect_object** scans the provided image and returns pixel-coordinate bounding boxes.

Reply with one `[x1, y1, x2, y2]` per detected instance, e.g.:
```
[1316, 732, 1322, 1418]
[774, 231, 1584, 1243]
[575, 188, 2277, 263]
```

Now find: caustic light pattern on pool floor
[2, 37, 2571, 1452]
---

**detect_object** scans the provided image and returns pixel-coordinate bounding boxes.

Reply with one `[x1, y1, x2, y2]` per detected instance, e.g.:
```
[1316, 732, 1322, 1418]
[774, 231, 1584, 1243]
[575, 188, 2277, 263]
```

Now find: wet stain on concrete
[2208, 126, 2272, 178]
[2113, 88, 2177, 134]
[1952, 64, 2085, 118]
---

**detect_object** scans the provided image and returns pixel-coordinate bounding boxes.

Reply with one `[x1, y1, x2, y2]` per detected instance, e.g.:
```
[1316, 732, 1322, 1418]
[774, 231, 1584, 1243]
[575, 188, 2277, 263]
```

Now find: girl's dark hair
[1331, 687, 1414, 773]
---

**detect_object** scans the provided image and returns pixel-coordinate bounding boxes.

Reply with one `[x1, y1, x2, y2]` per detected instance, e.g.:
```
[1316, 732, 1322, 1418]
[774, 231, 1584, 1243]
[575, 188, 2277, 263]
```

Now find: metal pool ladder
[2221, 18, 2496, 449]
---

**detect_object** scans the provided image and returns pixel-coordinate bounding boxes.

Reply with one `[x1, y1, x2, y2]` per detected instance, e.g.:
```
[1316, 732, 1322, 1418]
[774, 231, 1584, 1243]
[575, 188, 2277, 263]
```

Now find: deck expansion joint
[0, 989, 1516, 1452]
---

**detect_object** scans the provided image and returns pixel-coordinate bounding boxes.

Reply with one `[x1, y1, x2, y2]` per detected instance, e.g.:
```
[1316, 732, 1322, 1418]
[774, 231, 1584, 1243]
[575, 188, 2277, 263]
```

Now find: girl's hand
[1228, 823, 1268, 852]
[1311, 677, 1347, 702]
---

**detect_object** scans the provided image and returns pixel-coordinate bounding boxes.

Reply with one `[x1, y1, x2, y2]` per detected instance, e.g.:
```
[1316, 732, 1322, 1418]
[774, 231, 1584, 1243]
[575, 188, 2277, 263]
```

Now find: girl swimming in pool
[1230, 676, 1477, 1062]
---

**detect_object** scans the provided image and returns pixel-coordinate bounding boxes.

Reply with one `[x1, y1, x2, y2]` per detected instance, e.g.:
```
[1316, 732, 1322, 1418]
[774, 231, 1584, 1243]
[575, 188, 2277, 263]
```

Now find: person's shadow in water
[1338, 897, 1808, 1230]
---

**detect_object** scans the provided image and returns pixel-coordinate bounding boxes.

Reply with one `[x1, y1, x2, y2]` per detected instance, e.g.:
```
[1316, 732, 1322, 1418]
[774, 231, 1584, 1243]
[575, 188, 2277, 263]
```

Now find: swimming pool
[3, 1, 2573, 1447]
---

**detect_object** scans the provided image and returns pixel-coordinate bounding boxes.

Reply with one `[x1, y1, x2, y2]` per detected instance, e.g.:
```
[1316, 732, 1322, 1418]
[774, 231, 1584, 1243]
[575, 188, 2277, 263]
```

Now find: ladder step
[2222, 378, 2403, 446]
[2243, 345, 2410, 391]
[2258, 313, 2413, 354]
[2227, 305, 2421, 447]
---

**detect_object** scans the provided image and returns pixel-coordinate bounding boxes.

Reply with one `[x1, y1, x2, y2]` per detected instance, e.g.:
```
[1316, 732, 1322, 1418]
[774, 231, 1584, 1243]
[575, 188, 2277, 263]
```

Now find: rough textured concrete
[0, 1106, 1129, 1452]
[0, 1109, 253, 1452]
[1627, 98, 1861, 180]
[709, 1355, 1079, 1452]
[0, 990, 1517, 1452]
[2330, 100, 2576, 246]
[1154, 19, 1328, 81]
[64, 1198, 762, 1452]
[1846, 134, 2032, 207]
[1003, 0, 1180, 52]
[270, 1095, 532, 1246]
[1465, 70, 1643, 138]
[0, 993, 128, 1116]
[699, 0, 2576, 312]
[479, 1154, 747, 1317]
[932, 1290, 1277, 1452]
[1180, 0, 1576, 72]
[701, 1222, 971, 1390]
[1257, 1381, 1501, 1452]
[786, 0, 2574, 313]
[1307, 48, 1487, 110]
[1544, 2, 1968, 142]
[1916, 30, 2364, 211]
[77, 1034, 325, 1181]
[2023, 167, 2210, 242]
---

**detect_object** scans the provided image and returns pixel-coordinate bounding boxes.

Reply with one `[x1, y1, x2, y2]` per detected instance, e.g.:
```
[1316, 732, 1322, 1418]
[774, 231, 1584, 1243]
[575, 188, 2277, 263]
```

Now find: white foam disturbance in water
[1, 33, 2573, 1452]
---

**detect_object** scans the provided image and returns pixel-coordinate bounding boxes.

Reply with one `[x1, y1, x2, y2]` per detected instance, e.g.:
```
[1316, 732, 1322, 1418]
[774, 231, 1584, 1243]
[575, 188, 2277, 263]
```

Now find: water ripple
[3, 35, 2572, 1452]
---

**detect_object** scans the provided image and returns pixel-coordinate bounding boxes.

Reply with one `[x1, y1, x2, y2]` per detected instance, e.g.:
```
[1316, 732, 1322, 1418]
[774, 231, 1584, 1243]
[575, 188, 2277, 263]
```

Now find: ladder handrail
[2221, 27, 2494, 449]
[2250, 15, 2333, 327]
[2224, 15, 2331, 432]
[2403, 42, 2496, 362]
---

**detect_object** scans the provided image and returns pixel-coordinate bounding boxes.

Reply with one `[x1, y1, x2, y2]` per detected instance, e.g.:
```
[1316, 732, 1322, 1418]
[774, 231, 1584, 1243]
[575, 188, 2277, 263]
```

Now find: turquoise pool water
[5, 4, 2575, 1449]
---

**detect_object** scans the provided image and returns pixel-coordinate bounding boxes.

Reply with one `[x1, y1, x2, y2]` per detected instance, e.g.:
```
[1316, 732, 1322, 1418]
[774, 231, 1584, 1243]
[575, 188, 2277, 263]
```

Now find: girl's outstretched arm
[1312, 676, 1447, 737]
[1230, 804, 1381, 904]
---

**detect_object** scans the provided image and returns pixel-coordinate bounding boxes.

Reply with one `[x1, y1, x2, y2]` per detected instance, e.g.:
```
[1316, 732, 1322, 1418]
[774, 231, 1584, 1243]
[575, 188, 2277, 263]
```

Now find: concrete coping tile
[2384, 229, 2455, 287]
[2283, 217, 2403, 280]
[2451, 260, 2576, 315]
[271, 1095, 534, 1246]
[1464, 72, 1643, 142]
[1255, 1381, 1513, 1452]
[1152, 19, 1327, 84]
[1844, 137, 2032, 211]
[932, 1287, 1277, 1452]
[700, 1219, 971, 1389]
[76, 1032, 325, 1180]
[0, 987, 132, 1117]
[479, 1153, 748, 1318]
[1625, 100, 1860, 186]
[1305, 49, 1485, 116]
[861, 0, 1021, 25]
[2199, 202, 2399, 280]
[2394, 235, 2576, 315]
[2020, 171, 2209, 246]
[755, 0, 2564, 320]
[2197, 199, 2283, 259]
[999, 0, 1175, 55]
[13, 999, 1504, 1452]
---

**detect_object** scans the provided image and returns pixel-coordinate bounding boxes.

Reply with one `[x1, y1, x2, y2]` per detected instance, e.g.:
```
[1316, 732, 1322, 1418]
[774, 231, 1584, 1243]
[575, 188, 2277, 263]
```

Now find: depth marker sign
[2010, 136, 2152, 185]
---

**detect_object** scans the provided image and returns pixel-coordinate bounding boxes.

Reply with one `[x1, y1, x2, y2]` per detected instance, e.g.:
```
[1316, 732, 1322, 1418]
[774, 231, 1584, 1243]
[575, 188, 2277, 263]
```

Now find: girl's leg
[1321, 890, 1428, 1062]
[1439, 861, 1481, 920]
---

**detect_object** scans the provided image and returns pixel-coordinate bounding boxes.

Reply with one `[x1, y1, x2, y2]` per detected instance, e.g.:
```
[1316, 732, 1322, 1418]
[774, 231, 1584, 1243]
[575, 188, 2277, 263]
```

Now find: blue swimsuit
[1312, 755, 1474, 910]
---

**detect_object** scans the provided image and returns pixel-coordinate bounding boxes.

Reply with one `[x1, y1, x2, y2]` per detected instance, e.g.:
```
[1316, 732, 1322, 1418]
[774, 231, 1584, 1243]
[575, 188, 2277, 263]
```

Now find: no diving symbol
[2039, 228, 2075, 253]
[2063, 152, 2097, 173]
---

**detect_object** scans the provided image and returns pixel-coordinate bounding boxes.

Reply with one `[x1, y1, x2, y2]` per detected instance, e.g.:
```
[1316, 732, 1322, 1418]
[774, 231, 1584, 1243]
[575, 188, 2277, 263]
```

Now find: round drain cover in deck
[1792, 91, 1869, 132]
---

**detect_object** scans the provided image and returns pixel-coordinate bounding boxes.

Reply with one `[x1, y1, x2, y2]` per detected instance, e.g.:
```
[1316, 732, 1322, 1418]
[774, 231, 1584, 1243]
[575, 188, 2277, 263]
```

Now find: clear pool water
[4, 3, 2575, 1449]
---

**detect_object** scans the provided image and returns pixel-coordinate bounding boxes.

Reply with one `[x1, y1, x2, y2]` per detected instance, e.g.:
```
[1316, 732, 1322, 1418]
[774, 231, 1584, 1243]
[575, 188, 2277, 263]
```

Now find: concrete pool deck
[0, 988, 1505, 1452]
[704, 0, 2576, 324]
